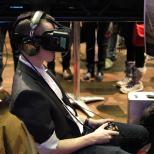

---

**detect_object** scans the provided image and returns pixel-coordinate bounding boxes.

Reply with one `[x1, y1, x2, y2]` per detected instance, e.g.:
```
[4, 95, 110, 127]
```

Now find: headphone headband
[30, 11, 46, 37]
[31, 11, 45, 28]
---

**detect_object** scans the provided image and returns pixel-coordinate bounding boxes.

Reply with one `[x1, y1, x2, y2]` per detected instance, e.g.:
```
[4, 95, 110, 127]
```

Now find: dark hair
[14, 11, 55, 36]
[15, 19, 31, 36]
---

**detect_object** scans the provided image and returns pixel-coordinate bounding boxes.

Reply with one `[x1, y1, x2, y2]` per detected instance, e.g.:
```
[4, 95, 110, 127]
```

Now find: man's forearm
[54, 133, 97, 154]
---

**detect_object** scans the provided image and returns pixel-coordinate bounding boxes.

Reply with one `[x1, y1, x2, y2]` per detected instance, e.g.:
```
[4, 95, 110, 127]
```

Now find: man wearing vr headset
[10, 11, 150, 154]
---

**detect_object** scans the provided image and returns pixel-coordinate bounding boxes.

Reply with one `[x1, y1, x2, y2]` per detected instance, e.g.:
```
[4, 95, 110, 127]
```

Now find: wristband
[84, 118, 89, 126]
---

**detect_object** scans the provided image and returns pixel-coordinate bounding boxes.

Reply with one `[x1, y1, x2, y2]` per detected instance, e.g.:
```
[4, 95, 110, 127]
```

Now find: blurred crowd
[0, 21, 147, 94]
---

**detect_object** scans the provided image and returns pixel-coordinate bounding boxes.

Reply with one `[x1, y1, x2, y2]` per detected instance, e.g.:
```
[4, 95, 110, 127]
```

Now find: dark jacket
[10, 61, 81, 144]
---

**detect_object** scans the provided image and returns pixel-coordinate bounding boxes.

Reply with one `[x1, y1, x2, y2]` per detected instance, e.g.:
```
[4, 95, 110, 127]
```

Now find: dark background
[0, 0, 144, 21]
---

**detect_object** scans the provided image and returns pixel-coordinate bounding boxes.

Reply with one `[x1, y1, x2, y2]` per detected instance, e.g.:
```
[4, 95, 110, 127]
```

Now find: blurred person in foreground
[0, 89, 37, 154]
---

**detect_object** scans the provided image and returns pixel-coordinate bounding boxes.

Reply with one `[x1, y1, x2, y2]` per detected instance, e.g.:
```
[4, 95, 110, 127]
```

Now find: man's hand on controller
[90, 123, 119, 144]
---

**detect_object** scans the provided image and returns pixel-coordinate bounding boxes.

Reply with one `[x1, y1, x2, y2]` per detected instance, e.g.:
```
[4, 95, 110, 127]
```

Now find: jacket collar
[17, 61, 77, 116]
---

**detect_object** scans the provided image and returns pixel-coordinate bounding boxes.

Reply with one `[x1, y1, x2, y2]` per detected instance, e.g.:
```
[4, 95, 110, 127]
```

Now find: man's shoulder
[13, 66, 41, 92]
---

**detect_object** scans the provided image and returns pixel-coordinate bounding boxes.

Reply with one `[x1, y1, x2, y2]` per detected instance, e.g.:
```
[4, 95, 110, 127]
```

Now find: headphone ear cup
[23, 44, 38, 56]
[29, 47, 38, 56]
[21, 36, 41, 56]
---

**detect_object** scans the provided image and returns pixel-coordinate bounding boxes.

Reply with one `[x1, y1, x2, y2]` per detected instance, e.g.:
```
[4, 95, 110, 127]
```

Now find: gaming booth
[1, 0, 149, 121]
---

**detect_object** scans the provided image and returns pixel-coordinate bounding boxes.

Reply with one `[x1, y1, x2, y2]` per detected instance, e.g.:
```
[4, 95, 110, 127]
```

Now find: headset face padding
[14, 11, 71, 56]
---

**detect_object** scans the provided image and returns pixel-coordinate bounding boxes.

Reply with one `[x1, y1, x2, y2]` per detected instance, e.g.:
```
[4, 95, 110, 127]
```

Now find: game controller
[104, 122, 119, 131]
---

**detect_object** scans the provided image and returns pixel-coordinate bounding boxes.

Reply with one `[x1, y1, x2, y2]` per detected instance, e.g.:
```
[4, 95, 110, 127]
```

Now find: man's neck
[21, 55, 43, 68]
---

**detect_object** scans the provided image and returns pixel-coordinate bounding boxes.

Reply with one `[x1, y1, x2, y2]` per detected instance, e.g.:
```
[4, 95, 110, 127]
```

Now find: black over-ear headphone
[14, 11, 71, 56]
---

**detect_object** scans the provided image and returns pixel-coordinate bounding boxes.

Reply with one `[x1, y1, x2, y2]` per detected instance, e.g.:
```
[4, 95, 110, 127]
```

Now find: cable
[60, 99, 95, 132]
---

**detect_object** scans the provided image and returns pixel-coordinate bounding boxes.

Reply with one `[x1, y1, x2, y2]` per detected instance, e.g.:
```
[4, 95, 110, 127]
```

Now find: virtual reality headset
[14, 11, 71, 52]
[15, 27, 71, 52]
[37, 27, 71, 51]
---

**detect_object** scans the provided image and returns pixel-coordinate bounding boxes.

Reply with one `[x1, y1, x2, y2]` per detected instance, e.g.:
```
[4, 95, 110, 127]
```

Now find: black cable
[60, 99, 95, 131]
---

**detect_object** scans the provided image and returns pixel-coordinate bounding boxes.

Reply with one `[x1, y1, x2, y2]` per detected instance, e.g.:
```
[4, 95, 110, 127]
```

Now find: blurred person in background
[0, 24, 20, 88]
[82, 22, 110, 82]
[116, 22, 146, 94]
